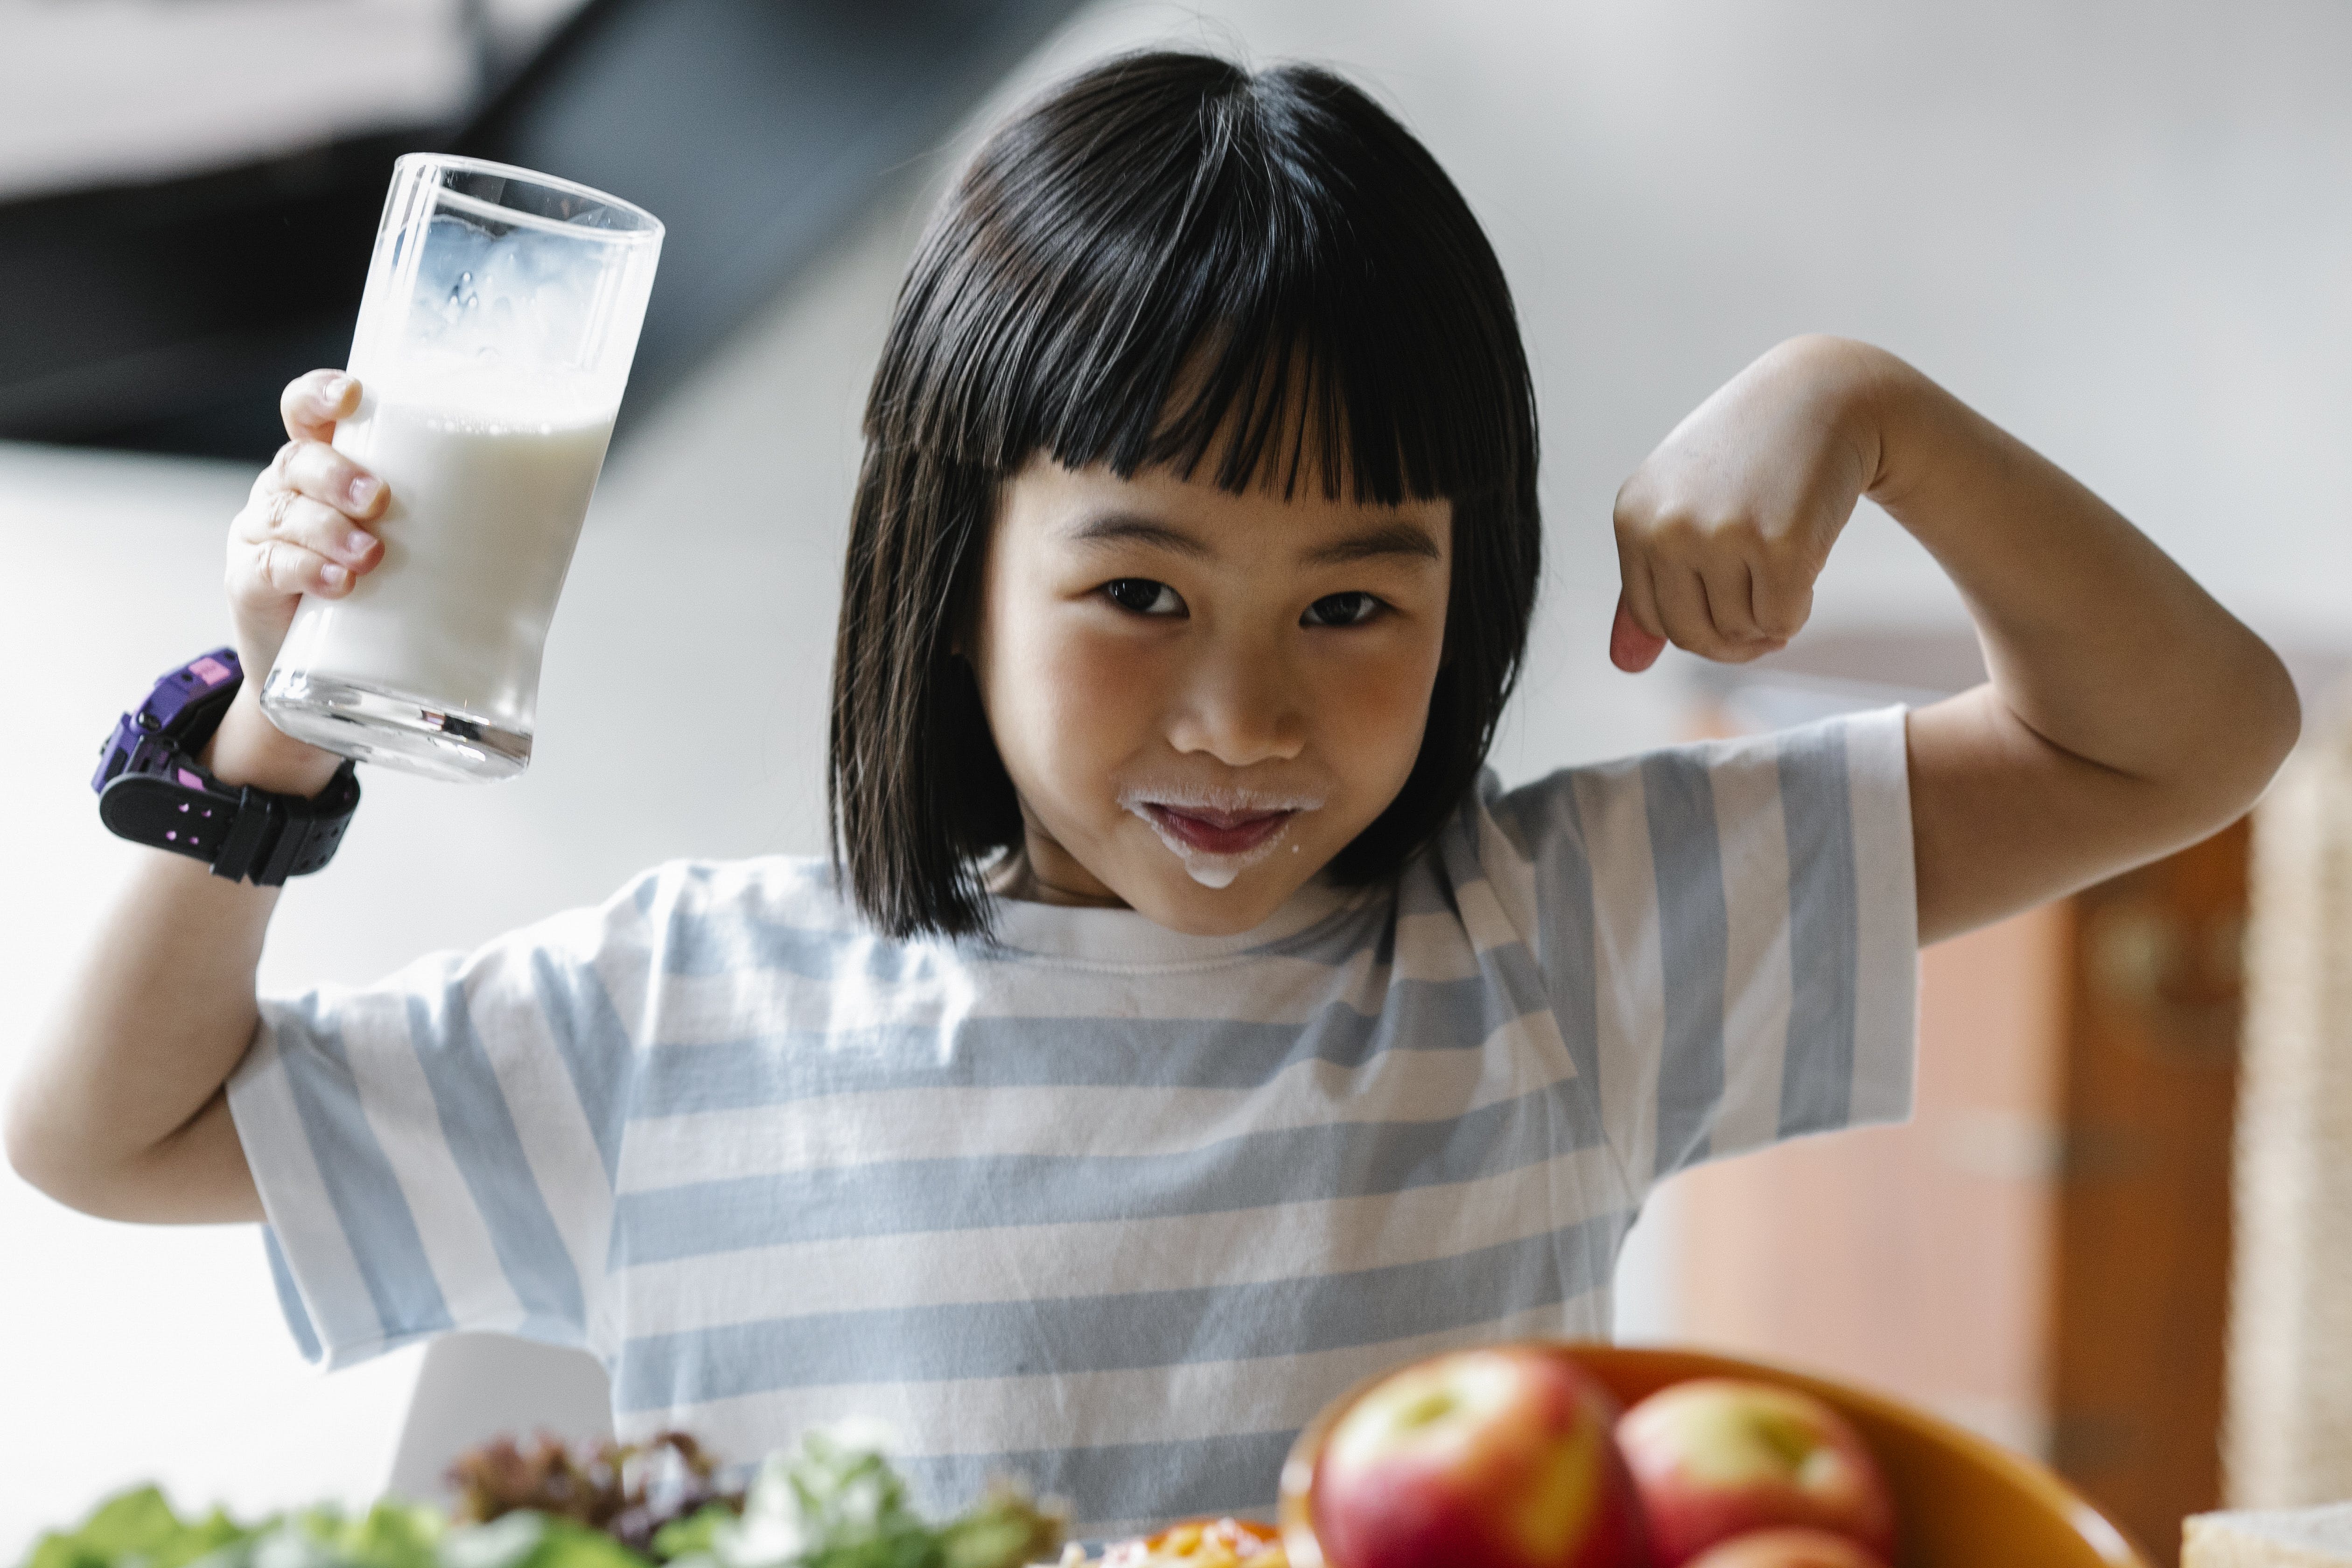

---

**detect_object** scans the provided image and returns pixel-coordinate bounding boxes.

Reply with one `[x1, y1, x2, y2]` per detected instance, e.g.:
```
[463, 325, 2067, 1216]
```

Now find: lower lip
[1145, 805, 1295, 856]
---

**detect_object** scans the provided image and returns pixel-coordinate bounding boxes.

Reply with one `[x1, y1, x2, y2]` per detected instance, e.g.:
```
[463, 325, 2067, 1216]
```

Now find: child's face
[969, 453, 1452, 935]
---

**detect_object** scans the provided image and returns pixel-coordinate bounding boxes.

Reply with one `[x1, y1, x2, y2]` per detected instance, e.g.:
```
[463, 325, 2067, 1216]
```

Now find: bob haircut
[830, 49, 1541, 940]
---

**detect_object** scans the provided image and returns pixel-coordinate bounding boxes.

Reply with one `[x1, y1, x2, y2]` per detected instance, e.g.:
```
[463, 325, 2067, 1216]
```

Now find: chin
[1116, 858, 1305, 935]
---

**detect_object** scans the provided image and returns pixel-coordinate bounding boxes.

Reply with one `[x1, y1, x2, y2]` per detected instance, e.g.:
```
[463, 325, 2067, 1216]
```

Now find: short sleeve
[226, 862, 669, 1370]
[1478, 707, 1917, 1198]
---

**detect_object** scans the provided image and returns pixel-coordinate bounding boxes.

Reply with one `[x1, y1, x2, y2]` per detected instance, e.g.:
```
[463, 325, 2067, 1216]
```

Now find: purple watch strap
[93, 647, 360, 885]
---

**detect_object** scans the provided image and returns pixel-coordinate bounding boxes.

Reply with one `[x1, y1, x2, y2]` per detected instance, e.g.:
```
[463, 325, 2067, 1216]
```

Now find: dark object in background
[0, 0, 1083, 462]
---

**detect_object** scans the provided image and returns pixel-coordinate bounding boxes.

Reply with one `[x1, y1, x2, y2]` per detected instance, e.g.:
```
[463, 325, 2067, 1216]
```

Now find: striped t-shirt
[227, 707, 1918, 1536]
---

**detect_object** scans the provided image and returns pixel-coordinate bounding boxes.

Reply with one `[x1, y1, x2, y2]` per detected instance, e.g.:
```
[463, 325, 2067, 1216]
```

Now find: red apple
[1616, 1379, 1895, 1567]
[1301, 1345, 1649, 1568]
[1682, 1530, 1887, 1568]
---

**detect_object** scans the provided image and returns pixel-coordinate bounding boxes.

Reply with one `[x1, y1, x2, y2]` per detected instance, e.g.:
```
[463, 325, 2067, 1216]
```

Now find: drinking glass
[261, 154, 662, 783]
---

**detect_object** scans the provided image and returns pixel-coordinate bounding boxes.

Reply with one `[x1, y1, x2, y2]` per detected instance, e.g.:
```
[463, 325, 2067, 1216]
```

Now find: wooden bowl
[1276, 1342, 2152, 1568]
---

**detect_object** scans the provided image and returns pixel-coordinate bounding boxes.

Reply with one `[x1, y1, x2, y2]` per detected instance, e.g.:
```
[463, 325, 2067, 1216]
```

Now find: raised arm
[1608, 335, 2299, 945]
[4, 371, 387, 1219]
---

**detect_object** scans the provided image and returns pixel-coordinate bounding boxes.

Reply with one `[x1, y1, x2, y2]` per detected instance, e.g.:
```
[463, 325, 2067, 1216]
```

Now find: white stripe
[621, 1011, 1575, 1189]
[1392, 910, 1484, 981]
[1843, 707, 1919, 1123]
[644, 945, 1393, 1045]
[1706, 740, 1793, 1156]
[616, 1142, 1620, 1335]
[1572, 762, 1665, 1199]
[337, 986, 530, 1337]
[463, 949, 621, 1353]
[225, 1025, 389, 1362]
[619, 1294, 1614, 1464]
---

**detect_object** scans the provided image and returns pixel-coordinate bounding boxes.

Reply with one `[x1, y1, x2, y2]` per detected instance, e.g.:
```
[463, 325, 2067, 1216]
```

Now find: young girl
[8, 50, 2297, 1538]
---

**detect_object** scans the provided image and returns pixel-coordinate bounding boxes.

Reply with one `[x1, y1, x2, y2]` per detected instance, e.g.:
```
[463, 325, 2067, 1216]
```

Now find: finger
[1610, 594, 1666, 673]
[246, 537, 356, 600]
[1652, 563, 1723, 656]
[1698, 555, 1766, 644]
[279, 438, 386, 521]
[1616, 529, 1667, 639]
[1750, 562, 1815, 643]
[237, 490, 381, 574]
[280, 370, 360, 444]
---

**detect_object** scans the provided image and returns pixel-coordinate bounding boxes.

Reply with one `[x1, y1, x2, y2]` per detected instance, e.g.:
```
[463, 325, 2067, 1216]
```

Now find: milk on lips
[1120, 785, 1324, 887]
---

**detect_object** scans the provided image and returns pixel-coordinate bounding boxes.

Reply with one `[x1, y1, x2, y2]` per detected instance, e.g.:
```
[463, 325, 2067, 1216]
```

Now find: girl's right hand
[204, 370, 390, 796]
[227, 369, 388, 681]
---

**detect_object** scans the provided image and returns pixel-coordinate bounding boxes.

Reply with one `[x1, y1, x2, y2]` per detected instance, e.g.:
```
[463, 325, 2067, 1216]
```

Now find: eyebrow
[1059, 512, 1442, 567]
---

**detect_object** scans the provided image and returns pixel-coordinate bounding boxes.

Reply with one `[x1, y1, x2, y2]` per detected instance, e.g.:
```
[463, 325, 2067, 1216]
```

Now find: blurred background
[5, 1, 2352, 1563]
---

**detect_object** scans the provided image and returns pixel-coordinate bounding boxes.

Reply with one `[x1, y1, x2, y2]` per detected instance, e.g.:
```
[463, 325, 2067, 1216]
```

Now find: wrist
[200, 688, 343, 797]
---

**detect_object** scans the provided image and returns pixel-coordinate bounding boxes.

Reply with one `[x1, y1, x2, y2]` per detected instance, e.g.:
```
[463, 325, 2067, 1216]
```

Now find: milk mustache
[272, 376, 615, 737]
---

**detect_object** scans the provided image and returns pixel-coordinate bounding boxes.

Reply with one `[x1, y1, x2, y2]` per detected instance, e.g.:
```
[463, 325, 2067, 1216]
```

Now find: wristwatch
[92, 648, 361, 885]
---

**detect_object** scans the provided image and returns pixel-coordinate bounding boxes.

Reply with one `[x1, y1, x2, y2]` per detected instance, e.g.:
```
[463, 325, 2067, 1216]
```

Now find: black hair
[829, 49, 1541, 940]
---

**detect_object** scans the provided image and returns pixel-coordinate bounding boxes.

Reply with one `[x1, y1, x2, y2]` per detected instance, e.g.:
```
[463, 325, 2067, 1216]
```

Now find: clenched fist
[1608, 336, 1886, 673]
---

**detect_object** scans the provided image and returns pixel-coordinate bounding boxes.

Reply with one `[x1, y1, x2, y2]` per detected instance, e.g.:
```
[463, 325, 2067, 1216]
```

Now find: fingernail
[345, 529, 374, 556]
[325, 375, 354, 406]
[348, 476, 379, 508]
[321, 563, 348, 586]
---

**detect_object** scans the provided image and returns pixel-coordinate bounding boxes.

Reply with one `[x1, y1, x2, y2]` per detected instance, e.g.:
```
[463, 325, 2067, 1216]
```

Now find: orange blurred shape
[1104, 1518, 1287, 1568]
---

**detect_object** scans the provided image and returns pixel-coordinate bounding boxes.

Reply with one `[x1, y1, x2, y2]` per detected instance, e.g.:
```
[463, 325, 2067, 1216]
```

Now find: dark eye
[1303, 591, 1384, 628]
[1104, 578, 1185, 616]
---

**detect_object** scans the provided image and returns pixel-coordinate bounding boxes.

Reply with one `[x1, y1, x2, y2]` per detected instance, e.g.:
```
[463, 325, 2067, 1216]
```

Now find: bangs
[870, 52, 1535, 511]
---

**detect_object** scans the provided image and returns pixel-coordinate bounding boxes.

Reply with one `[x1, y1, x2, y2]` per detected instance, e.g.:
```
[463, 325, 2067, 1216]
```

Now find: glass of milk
[261, 154, 662, 783]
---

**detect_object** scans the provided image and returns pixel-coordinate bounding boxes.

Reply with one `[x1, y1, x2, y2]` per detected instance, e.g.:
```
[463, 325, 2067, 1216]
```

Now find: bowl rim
[1273, 1339, 2150, 1568]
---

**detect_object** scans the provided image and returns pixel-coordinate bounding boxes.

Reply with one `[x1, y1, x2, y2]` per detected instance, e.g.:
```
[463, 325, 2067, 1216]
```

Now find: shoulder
[613, 851, 871, 947]
[1414, 707, 1911, 933]
[608, 852, 971, 983]
[1477, 706, 1909, 855]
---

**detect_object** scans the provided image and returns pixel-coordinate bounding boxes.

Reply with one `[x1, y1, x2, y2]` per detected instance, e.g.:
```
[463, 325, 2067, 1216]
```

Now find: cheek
[988, 611, 1162, 777]
[1307, 633, 1446, 770]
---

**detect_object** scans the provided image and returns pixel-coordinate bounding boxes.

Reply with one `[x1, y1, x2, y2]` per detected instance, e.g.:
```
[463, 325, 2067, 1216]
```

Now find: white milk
[272, 388, 616, 731]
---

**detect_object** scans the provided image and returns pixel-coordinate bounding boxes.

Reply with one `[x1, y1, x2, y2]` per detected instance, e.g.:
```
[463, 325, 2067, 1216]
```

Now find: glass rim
[392, 151, 663, 243]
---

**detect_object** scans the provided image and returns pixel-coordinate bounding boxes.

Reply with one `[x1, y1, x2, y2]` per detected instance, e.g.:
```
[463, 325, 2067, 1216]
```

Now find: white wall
[7, 0, 2351, 1551]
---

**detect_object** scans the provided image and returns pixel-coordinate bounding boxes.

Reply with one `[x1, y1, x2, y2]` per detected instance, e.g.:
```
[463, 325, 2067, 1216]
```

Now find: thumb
[1610, 593, 1667, 673]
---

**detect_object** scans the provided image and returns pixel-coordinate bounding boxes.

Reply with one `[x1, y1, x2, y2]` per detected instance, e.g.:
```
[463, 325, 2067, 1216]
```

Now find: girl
[8, 50, 2296, 1537]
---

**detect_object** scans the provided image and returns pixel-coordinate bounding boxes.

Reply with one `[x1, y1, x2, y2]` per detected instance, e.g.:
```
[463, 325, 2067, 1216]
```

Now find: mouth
[1141, 803, 1297, 857]
[1116, 782, 1328, 888]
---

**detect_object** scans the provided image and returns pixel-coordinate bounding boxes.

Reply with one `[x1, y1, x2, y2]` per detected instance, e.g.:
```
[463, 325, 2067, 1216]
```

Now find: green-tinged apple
[1682, 1529, 1887, 1568]
[1616, 1380, 1895, 1567]
[1302, 1346, 1649, 1568]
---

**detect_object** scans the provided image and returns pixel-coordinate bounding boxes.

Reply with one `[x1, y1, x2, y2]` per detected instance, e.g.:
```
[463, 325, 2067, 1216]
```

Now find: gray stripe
[1643, 749, 1729, 1177]
[263, 1226, 324, 1363]
[529, 951, 635, 1184]
[614, 1081, 1589, 1266]
[271, 1001, 455, 1341]
[902, 1429, 1299, 1538]
[614, 1211, 1619, 1409]
[631, 971, 1520, 1117]
[1498, 772, 1607, 1154]
[404, 988, 589, 1340]
[1777, 721, 1859, 1134]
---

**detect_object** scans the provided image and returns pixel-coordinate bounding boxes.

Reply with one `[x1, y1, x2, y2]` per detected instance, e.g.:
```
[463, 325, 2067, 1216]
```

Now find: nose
[1165, 629, 1308, 768]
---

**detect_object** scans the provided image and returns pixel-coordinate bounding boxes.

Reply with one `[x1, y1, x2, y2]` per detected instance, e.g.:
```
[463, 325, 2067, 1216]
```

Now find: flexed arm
[1609, 335, 2298, 945]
